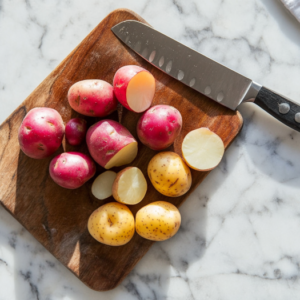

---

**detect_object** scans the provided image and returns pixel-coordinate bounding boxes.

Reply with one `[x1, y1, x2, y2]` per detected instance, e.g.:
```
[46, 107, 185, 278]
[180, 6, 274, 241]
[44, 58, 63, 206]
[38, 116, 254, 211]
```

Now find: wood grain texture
[0, 9, 243, 291]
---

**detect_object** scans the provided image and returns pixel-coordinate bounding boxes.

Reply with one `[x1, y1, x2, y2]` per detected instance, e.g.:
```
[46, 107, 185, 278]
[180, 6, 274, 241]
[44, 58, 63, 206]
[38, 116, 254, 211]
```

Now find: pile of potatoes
[18, 65, 225, 246]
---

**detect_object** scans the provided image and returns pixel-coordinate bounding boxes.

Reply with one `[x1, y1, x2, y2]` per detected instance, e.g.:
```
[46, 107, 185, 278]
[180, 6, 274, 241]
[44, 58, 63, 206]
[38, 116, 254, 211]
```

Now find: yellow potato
[136, 201, 181, 241]
[147, 151, 192, 197]
[88, 202, 135, 246]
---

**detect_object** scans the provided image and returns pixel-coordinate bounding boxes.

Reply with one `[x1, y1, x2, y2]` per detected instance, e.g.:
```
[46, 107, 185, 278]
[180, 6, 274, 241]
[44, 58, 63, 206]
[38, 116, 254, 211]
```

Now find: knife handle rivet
[149, 50, 156, 62]
[205, 86, 211, 95]
[295, 113, 300, 123]
[189, 78, 196, 87]
[217, 92, 224, 102]
[159, 56, 165, 67]
[178, 70, 184, 81]
[278, 102, 290, 114]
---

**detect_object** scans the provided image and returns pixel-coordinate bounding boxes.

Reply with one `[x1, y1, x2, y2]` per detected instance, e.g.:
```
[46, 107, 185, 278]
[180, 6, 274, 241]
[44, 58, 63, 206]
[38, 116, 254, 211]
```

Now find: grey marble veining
[1, 0, 300, 299]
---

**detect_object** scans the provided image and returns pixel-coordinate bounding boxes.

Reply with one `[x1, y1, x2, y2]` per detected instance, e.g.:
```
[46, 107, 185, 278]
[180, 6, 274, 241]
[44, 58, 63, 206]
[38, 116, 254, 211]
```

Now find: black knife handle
[254, 86, 300, 132]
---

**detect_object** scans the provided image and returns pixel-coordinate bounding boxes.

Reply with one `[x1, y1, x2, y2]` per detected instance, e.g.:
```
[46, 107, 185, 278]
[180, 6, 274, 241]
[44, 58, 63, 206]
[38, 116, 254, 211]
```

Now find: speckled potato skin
[147, 152, 192, 197]
[88, 202, 135, 246]
[68, 80, 117, 117]
[136, 201, 181, 241]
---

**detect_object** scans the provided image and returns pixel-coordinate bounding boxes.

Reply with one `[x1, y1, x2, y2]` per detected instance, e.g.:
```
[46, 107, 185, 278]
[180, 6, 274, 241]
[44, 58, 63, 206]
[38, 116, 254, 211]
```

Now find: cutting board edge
[0, 8, 244, 292]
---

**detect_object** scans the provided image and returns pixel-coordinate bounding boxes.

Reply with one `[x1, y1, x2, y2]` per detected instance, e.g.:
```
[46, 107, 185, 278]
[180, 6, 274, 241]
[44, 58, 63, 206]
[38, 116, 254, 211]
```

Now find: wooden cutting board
[0, 8, 243, 291]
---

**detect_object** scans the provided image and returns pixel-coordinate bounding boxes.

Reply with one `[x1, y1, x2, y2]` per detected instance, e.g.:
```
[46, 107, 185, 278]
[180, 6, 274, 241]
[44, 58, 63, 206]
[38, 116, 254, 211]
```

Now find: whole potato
[65, 118, 87, 146]
[68, 80, 117, 117]
[148, 152, 192, 197]
[136, 201, 181, 241]
[137, 105, 182, 150]
[49, 152, 96, 189]
[88, 202, 135, 246]
[18, 107, 65, 159]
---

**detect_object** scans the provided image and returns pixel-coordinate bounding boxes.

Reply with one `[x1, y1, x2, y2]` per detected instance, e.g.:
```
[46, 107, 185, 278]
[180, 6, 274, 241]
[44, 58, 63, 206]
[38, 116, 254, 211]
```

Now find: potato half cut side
[182, 128, 225, 171]
[113, 167, 147, 205]
[104, 142, 138, 169]
[126, 71, 155, 113]
[91, 171, 117, 200]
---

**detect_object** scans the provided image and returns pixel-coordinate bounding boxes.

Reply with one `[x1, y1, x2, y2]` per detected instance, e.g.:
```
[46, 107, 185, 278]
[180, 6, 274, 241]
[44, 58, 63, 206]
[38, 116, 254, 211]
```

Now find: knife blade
[112, 20, 300, 132]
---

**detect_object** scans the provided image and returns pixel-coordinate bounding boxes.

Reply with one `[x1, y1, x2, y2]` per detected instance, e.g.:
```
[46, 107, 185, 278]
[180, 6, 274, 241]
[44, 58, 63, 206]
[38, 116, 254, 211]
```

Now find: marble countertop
[1, 0, 300, 299]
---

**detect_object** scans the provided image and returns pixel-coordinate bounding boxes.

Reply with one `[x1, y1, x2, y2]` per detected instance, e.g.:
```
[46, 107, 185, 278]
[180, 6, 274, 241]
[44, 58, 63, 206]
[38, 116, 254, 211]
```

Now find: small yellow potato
[91, 171, 117, 200]
[147, 151, 192, 197]
[182, 127, 224, 171]
[112, 167, 147, 205]
[88, 202, 135, 246]
[136, 201, 181, 241]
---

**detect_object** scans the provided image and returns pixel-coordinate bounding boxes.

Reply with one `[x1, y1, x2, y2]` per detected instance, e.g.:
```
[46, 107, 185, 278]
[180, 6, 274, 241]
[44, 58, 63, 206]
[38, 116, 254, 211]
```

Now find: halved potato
[113, 65, 155, 113]
[112, 167, 147, 205]
[182, 128, 224, 171]
[126, 71, 155, 112]
[104, 142, 138, 170]
[91, 171, 117, 200]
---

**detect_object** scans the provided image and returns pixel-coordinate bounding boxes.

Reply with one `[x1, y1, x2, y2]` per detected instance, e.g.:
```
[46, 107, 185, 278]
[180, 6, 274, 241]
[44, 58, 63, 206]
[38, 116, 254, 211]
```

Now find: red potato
[86, 119, 138, 169]
[49, 152, 96, 189]
[65, 118, 87, 146]
[18, 107, 65, 159]
[68, 80, 118, 117]
[113, 65, 155, 113]
[137, 105, 182, 150]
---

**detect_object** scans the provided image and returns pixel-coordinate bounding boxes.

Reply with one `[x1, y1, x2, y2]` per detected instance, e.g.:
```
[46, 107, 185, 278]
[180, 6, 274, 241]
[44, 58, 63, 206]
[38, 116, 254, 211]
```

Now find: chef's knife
[111, 20, 300, 132]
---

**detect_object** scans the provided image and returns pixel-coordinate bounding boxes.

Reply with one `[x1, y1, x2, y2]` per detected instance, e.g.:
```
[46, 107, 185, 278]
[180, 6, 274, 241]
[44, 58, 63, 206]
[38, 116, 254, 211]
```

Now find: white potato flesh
[127, 71, 155, 113]
[104, 142, 138, 169]
[91, 171, 117, 200]
[182, 128, 224, 171]
[113, 167, 147, 205]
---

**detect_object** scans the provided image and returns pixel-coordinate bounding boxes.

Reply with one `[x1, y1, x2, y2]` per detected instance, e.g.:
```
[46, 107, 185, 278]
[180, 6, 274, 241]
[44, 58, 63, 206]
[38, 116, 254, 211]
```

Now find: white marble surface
[1, 0, 300, 299]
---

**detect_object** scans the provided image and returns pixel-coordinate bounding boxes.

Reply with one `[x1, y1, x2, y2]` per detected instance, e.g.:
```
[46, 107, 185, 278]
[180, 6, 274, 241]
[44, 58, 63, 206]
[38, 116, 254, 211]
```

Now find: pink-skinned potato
[18, 107, 65, 159]
[49, 152, 96, 189]
[86, 119, 138, 169]
[137, 105, 182, 150]
[65, 118, 87, 146]
[113, 65, 155, 113]
[68, 80, 117, 117]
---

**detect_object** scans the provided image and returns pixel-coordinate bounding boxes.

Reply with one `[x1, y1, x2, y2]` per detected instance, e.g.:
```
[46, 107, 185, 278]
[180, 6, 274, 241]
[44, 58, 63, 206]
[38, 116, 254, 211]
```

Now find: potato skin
[113, 65, 151, 111]
[65, 118, 87, 146]
[88, 202, 135, 246]
[136, 201, 181, 241]
[49, 152, 96, 189]
[68, 80, 117, 117]
[112, 167, 147, 205]
[112, 167, 131, 203]
[137, 105, 182, 150]
[18, 107, 65, 159]
[86, 119, 137, 168]
[148, 152, 192, 197]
